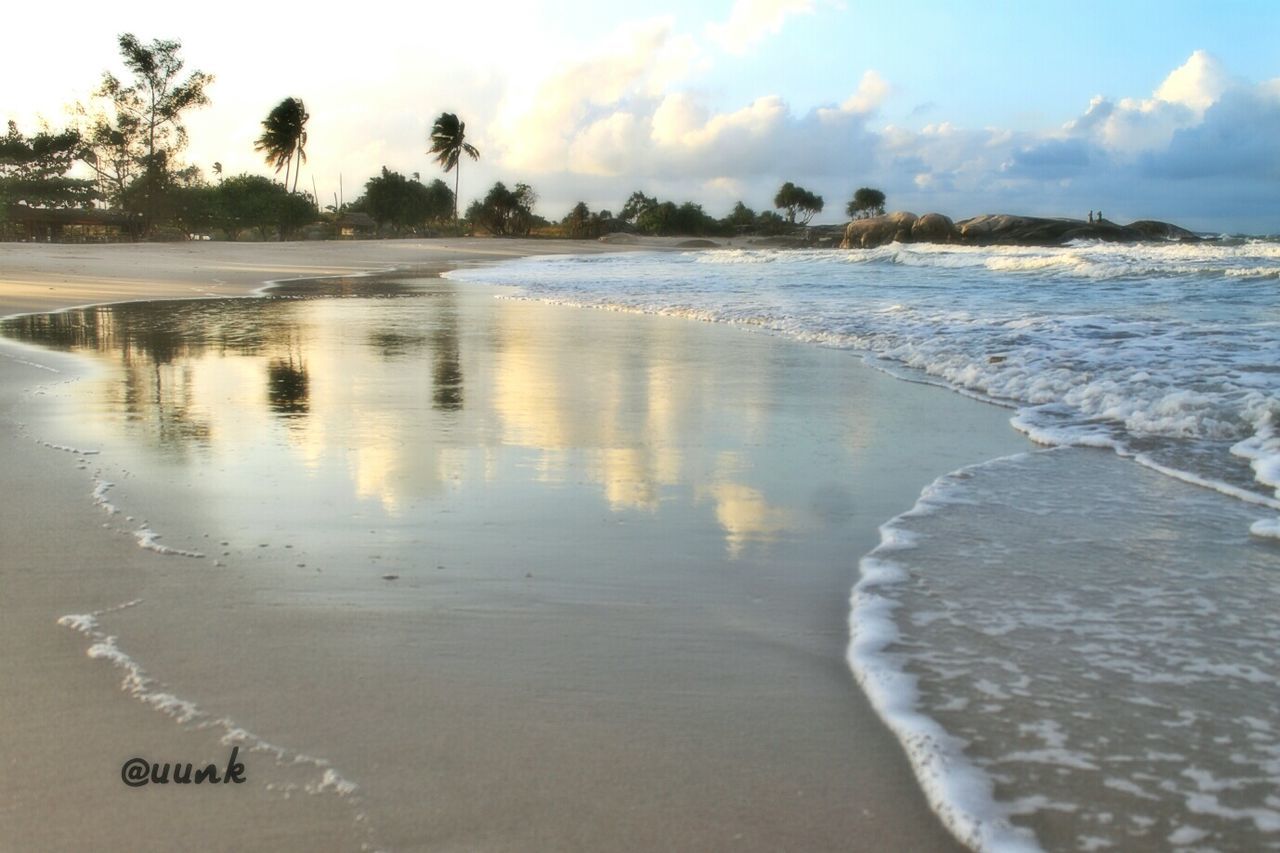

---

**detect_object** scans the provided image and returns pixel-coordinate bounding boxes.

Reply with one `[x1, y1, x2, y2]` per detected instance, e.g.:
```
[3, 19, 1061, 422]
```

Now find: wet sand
[0, 239, 1029, 851]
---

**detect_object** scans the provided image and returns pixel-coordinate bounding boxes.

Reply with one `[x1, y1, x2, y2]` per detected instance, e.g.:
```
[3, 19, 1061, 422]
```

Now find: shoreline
[0, 239, 1031, 851]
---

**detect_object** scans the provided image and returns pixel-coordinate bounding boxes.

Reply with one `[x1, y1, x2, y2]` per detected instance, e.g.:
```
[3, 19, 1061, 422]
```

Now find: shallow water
[2, 276, 901, 578]
[853, 448, 1280, 851]
[445, 245, 1280, 852]
[4, 273, 1033, 850]
[8, 248, 1280, 851]
[445, 242, 1280, 521]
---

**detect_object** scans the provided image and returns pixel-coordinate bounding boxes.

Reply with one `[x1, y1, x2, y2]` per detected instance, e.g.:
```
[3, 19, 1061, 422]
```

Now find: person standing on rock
[1088, 211, 1094, 223]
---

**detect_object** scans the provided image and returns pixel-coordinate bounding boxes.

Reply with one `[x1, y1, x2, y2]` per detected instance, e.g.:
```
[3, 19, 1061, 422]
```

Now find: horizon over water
[445, 240, 1280, 852]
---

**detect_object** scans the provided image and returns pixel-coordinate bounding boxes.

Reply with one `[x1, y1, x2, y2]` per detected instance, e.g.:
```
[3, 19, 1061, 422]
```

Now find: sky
[5, 0, 1280, 232]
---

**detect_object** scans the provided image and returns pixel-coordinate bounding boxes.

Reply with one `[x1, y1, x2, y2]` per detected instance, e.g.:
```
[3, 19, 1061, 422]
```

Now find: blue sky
[7, 1, 1280, 232]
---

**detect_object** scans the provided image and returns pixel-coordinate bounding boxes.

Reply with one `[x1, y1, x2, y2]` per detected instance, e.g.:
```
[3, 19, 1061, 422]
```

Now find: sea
[5, 238, 1280, 851]
[443, 240, 1280, 853]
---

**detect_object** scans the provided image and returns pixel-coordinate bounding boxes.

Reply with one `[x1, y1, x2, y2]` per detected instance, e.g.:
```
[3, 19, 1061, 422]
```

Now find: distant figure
[1097, 210, 1103, 222]
[1088, 211, 1094, 223]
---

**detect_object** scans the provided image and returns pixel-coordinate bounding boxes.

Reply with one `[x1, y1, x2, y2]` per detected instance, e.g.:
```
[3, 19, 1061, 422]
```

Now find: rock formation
[840, 212, 1200, 249]
[841, 212, 917, 248]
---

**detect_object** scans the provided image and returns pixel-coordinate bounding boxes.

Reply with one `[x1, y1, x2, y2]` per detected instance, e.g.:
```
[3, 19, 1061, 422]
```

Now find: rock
[840, 212, 918, 249]
[839, 212, 1200, 251]
[956, 214, 1125, 246]
[1126, 220, 1201, 242]
[675, 239, 720, 248]
[910, 213, 957, 243]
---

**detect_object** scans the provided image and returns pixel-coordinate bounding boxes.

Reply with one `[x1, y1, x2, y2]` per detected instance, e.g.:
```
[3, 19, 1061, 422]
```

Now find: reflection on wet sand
[2, 277, 836, 556]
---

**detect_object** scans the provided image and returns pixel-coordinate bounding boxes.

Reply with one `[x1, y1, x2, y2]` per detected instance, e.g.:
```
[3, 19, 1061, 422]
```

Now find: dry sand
[0, 239, 1027, 851]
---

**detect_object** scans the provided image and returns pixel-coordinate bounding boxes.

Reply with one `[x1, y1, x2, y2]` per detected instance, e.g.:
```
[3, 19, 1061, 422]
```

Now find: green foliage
[619, 190, 657, 224]
[847, 187, 886, 219]
[167, 181, 219, 237]
[428, 112, 479, 221]
[470, 181, 536, 236]
[627, 195, 725, 237]
[561, 202, 617, 239]
[725, 201, 756, 230]
[216, 174, 314, 240]
[754, 210, 788, 235]
[773, 182, 824, 225]
[255, 97, 309, 193]
[79, 33, 213, 233]
[562, 201, 592, 238]
[0, 121, 100, 211]
[360, 167, 454, 233]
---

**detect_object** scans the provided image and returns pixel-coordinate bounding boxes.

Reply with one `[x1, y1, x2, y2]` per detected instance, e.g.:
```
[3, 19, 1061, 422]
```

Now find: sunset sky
[7, 1, 1280, 232]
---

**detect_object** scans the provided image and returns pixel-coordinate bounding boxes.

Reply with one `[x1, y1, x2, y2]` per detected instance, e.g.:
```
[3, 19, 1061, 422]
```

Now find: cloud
[1061, 51, 1230, 154]
[493, 18, 701, 173]
[314, 37, 1280, 234]
[707, 0, 816, 55]
[1154, 49, 1229, 112]
[1143, 86, 1280, 180]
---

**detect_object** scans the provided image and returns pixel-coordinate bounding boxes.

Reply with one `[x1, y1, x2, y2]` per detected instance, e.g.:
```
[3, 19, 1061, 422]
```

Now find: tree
[773, 182, 823, 226]
[166, 177, 219, 238]
[562, 201, 615, 239]
[360, 167, 454, 234]
[469, 181, 536, 236]
[619, 190, 656, 224]
[724, 201, 756, 231]
[754, 210, 787, 235]
[216, 174, 313, 240]
[0, 121, 99, 210]
[423, 179, 454, 224]
[847, 187, 886, 219]
[562, 201, 593, 238]
[428, 112, 479, 222]
[80, 34, 213, 233]
[254, 97, 309, 193]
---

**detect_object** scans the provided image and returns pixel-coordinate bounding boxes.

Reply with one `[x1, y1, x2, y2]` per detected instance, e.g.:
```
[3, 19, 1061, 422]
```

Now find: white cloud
[707, 0, 816, 55]
[1154, 49, 1228, 113]
[813, 70, 892, 126]
[435, 46, 1280, 231]
[492, 18, 701, 173]
[1061, 51, 1231, 154]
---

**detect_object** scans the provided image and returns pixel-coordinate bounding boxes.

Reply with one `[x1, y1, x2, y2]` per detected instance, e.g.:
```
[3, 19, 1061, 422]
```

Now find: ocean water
[445, 241, 1280, 852]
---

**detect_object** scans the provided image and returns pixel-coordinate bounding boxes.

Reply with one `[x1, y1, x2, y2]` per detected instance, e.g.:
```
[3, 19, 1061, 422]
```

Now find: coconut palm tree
[428, 112, 479, 222]
[254, 97, 309, 193]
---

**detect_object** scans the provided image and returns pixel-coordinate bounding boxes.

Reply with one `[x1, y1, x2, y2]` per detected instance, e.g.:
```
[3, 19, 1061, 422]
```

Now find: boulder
[1125, 220, 1200, 242]
[958, 214, 1117, 245]
[840, 212, 1200, 249]
[910, 212, 957, 243]
[840, 212, 918, 249]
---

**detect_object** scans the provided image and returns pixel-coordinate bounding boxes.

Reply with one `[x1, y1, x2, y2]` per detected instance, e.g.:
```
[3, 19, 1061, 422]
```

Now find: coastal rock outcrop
[839, 212, 917, 249]
[910, 213, 957, 243]
[841, 211, 1200, 249]
[1126, 220, 1200, 241]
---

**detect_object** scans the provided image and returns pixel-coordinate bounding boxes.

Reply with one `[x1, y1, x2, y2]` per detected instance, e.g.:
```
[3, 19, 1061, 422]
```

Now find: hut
[336, 212, 377, 239]
[2, 204, 133, 242]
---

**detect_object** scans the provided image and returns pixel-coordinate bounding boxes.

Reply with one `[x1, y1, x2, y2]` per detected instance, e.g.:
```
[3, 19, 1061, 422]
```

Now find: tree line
[0, 33, 888, 242]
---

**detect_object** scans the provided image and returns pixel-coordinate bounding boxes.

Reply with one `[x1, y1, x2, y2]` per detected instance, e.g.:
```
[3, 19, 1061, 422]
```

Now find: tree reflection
[267, 355, 310, 416]
[430, 298, 463, 411]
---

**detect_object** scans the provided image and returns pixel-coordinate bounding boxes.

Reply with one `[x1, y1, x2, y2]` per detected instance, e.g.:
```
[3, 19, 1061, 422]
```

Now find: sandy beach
[0, 239, 1032, 851]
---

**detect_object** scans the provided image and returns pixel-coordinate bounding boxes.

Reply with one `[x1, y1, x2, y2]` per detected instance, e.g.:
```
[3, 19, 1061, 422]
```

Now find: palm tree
[428, 112, 479, 222]
[254, 97, 309, 193]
